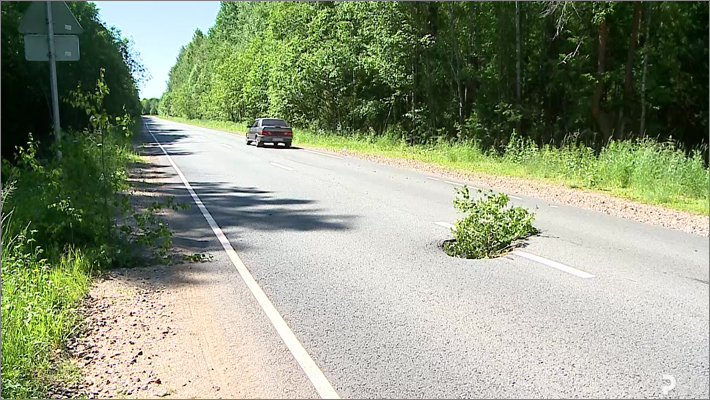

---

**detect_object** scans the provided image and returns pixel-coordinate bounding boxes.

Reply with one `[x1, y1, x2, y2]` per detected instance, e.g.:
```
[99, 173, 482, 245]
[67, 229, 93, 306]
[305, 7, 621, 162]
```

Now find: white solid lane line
[270, 162, 294, 171]
[511, 251, 595, 279]
[436, 222, 456, 230]
[444, 180, 465, 187]
[145, 123, 340, 399]
[508, 195, 522, 200]
[303, 149, 345, 160]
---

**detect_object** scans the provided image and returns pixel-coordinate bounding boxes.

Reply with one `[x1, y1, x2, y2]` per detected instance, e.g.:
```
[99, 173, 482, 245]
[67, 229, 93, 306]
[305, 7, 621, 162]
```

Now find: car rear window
[262, 118, 288, 127]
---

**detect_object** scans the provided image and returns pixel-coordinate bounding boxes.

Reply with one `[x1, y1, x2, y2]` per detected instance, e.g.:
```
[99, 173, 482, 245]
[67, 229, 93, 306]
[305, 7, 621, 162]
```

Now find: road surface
[140, 116, 709, 398]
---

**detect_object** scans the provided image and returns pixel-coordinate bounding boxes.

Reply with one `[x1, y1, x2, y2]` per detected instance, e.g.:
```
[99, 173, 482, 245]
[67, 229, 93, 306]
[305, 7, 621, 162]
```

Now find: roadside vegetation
[445, 187, 537, 259]
[1, 76, 180, 399]
[157, 1, 709, 215]
[1, 2, 171, 398]
[141, 97, 160, 115]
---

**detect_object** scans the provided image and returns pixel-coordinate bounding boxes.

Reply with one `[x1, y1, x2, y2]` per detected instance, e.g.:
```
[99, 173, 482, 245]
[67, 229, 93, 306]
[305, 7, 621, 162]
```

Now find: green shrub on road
[445, 187, 537, 259]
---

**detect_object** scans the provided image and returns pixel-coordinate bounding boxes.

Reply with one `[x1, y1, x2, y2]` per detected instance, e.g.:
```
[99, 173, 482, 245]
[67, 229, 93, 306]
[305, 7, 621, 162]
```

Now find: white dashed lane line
[511, 251, 595, 279]
[433, 221, 594, 279]
[270, 162, 294, 171]
[436, 222, 456, 230]
[303, 149, 345, 160]
[427, 177, 441, 181]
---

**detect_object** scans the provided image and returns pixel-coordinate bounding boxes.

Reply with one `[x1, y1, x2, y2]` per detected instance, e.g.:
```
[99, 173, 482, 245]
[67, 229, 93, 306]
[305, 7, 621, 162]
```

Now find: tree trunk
[591, 16, 613, 143]
[617, 1, 642, 139]
[515, 1, 522, 134]
[448, 2, 463, 126]
[639, 2, 653, 137]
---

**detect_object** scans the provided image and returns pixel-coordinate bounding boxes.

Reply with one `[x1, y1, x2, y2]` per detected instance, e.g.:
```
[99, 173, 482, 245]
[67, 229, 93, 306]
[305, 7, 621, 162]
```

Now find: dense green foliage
[161, 1, 708, 153]
[445, 187, 537, 259]
[1, 1, 145, 160]
[141, 97, 160, 115]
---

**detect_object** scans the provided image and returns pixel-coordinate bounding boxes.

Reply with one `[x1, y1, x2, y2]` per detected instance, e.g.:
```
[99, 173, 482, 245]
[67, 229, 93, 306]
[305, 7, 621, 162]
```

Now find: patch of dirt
[53, 265, 244, 399]
[310, 146, 709, 236]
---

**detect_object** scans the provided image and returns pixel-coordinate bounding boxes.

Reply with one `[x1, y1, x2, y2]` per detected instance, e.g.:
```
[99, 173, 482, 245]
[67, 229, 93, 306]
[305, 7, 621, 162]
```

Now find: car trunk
[262, 126, 292, 138]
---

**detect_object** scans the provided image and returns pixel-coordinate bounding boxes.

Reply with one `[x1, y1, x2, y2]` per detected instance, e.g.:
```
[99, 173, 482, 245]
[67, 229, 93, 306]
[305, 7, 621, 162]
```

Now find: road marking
[511, 251, 595, 279]
[550, 205, 559, 208]
[145, 123, 340, 399]
[444, 180, 465, 187]
[222, 143, 233, 149]
[303, 149, 344, 160]
[427, 177, 440, 181]
[508, 195, 522, 200]
[436, 222, 456, 230]
[270, 162, 294, 171]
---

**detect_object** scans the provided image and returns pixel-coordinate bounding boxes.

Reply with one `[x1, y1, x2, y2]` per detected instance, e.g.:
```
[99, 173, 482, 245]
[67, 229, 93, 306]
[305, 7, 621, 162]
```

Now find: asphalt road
[140, 116, 709, 398]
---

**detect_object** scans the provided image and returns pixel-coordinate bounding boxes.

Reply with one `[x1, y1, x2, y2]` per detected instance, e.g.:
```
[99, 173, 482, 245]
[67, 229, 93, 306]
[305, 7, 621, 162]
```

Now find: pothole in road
[439, 188, 539, 260]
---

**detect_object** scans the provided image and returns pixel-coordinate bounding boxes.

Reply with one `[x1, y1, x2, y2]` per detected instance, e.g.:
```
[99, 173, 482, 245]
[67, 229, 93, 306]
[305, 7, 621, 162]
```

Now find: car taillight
[262, 131, 270, 135]
[285, 131, 292, 136]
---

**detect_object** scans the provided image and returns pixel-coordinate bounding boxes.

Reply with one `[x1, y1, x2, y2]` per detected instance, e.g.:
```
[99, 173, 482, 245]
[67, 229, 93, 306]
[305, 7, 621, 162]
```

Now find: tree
[1, 1, 144, 160]
[160, 1, 708, 153]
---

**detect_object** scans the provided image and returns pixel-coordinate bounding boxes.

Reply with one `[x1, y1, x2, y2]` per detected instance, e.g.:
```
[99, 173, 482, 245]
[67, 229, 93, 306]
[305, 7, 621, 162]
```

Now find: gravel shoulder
[54, 141, 258, 399]
[63, 265, 250, 399]
[306, 146, 709, 236]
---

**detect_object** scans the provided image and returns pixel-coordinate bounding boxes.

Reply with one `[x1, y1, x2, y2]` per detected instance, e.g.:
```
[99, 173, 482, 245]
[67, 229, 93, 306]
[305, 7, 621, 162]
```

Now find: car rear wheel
[245, 134, 252, 145]
[283, 142, 291, 148]
[256, 137, 264, 147]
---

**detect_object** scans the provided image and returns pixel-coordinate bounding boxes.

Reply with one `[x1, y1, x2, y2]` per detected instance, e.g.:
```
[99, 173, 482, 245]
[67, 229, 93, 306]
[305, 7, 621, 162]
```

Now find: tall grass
[1, 209, 93, 398]
[159, 116, 709, 215]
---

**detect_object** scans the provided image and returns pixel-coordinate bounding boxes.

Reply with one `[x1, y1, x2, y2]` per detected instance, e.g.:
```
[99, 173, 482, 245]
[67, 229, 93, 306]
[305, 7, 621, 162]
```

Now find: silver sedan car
[245, 118, 293, 148]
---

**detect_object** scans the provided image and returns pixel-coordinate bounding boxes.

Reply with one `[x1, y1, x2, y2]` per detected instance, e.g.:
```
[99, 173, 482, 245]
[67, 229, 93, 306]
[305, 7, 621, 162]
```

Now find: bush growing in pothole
[444, 186, 537, 259]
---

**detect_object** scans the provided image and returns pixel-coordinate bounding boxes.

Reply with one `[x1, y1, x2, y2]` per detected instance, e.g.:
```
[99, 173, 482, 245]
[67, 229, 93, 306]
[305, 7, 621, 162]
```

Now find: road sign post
[46, 1, 62, 159]
[19, 1, 83, 160]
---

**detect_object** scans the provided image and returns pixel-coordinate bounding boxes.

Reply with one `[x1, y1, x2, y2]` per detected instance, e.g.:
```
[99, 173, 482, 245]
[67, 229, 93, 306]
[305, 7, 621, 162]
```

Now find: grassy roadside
[157, 115, 709, 215]
[0, 127, 138, 398]
[0, 223, 93, 397]
[1, 82, 177, 398]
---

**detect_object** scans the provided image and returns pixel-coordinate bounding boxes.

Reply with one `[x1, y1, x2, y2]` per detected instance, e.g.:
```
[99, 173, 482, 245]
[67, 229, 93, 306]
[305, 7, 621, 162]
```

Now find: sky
[94, 1, 221, 99]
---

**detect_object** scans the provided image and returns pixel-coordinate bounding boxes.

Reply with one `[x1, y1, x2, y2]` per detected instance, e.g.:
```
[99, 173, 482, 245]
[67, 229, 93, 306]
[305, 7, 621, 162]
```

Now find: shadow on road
[122, 125, 356, 288]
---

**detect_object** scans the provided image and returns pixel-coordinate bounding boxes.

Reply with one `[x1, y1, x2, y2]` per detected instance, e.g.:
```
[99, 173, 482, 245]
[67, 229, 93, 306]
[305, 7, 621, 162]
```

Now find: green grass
[158, 115, 709, 215]
[1, 214, 94, 398]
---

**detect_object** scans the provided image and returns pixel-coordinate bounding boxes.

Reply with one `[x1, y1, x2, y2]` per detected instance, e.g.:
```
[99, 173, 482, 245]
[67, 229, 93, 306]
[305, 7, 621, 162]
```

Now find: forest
[1, 1, 144, 160]
[141, 97, 160, 115]
[160, 1, 709, 154]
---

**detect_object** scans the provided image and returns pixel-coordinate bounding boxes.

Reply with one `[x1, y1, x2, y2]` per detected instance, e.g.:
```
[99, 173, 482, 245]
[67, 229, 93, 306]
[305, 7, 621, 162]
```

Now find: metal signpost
[19, 1, 83, 159]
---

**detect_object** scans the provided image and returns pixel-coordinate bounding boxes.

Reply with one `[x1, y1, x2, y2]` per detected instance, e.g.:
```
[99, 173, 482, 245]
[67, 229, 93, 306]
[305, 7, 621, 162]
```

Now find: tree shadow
[121, 155, 357, 288]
